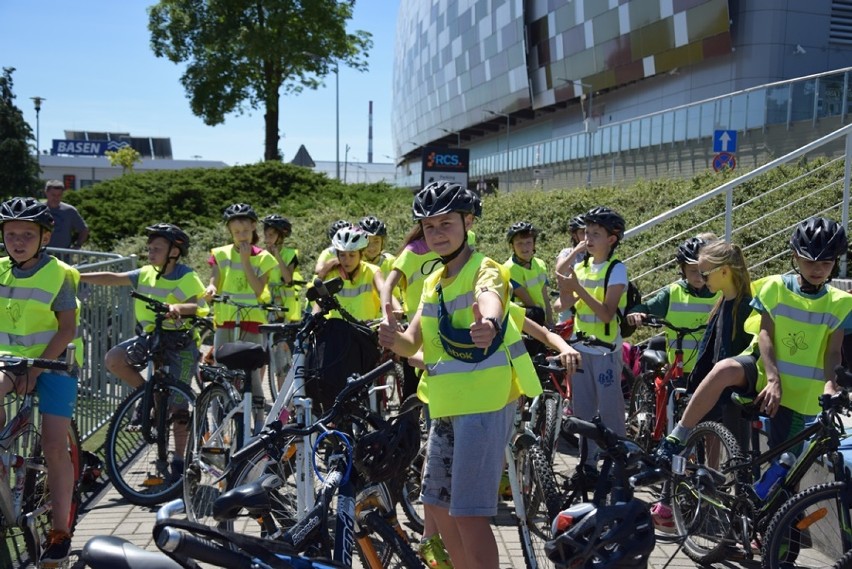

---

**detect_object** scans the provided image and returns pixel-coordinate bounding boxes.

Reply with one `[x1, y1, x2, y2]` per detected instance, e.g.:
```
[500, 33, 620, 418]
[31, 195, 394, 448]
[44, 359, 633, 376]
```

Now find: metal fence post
[842, 133, 852, 277]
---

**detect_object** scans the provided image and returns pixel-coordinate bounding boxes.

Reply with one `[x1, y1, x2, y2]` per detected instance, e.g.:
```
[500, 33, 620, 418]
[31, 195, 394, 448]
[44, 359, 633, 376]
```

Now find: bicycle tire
[357, 510, 425, 569]
[626, 374, 656, 453]
[762, 481, 852, 569]
[104, 381, 196, 506]
[835, 547, 852, 569]
[516, 438, 561, 569]
[396, 394, 426, 534]
[22, 420, 81, 563]
[184, 382, 241, 525]
[670, 420, 743, 565]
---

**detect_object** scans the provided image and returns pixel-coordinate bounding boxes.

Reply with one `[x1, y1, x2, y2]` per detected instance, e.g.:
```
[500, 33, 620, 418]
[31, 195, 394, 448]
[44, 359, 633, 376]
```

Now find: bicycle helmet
[675, 237, 705, 265]
[545, 499, 656, 569]
[222, 203, 258, 222]
[359, 216, 387, 237]
[506, 221, 538, 243]
[790, 217, 848, 261]
[470, 188, 483, 218]
[261, 214, 292, 236]
[0, 197, 55, 231]
[146, 223, 190, 257]
[583, 206, 626, 240]
[331, 227, 369, 252]
[327, 219, 353, 240]
[569, 215, 585, 233]
[412, 180, 478, 220]
[353, 412, 420, 483]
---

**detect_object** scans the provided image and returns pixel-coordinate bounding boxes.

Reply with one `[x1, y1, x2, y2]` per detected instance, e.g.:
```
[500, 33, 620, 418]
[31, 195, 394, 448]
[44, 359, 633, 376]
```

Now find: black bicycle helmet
[261, 214, 292, 236]
[359, 215, 387, 237]
[568, 215, 585, 233]
[222, 203, 258, 222]
[354, 412, 420, 483]
[583, 206, 626, 240]
[328, 219, 353, 240]
[0, 197, 55, 231]
[412, 180, 477, 220]
[676, 237, 705, 265]
[506, 221, 538, 243]
[790, 217, 848, 261]
[545, 499, 656, 569]
[469, 188, 483, 218]
[146, 223, 190, 257]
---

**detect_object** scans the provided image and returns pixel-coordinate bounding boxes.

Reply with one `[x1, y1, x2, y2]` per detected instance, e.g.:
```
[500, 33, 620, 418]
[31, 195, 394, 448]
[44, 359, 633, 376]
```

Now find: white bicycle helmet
[332, 227, 369, 251]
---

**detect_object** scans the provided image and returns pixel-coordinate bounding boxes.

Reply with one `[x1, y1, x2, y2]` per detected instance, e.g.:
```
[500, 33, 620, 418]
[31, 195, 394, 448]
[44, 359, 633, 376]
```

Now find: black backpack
[602, 260, 642, 338]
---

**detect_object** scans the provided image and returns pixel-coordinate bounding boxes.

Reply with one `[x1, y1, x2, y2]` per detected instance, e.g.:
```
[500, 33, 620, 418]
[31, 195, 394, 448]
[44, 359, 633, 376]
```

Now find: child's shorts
[420, 403, 515, 517]
[117, 335, 199, 384]
[37, 370, 78, 418]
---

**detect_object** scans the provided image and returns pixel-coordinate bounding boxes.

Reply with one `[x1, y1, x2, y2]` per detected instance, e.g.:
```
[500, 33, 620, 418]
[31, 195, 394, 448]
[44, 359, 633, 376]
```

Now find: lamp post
[557, 78, 593, 187]
[31, 96, 45, 159]
[439, 128, 461, 147]
[485, 110, 510, 193]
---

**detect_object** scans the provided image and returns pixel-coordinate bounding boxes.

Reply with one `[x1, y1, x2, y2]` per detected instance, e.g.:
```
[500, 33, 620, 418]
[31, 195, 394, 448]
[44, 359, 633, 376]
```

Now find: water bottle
[753, 452, 796, 500]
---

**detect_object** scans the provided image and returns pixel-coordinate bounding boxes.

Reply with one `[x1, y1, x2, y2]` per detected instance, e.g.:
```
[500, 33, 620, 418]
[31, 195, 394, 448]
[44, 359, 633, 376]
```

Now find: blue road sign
[713, 152, 737, 172]
[713, 130, 737, 153]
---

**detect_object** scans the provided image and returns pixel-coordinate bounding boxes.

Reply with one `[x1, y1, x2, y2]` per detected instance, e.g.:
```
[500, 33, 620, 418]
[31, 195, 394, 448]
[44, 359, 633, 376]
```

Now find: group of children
[1, 179, 850, 568]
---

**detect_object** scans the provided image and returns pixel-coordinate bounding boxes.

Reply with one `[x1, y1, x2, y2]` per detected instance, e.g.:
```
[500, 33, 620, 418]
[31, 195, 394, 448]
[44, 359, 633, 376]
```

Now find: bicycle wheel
[397, 395, 426, 534]
[22, 420, 81, 563]
[184, 382, 242, 525]
[626, 374, 655, 452]
[535, 394, 559, 462]
[515, 438, 561, 569]
[104, 381, 195, 506]
[356, 510, 424, 569]
[762, 481, 852, 569]
[670, 420, 743, 565]
[835, 547, 852, 569]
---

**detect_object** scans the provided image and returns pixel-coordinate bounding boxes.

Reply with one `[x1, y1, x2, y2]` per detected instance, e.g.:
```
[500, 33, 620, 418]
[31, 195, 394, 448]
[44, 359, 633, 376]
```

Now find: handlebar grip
[562, 417, 619, 448]
[332, 360, 395, 406]
[629, 468, 667, 489]
[156, 526, 253, 569]
[835, 365, 852, 389]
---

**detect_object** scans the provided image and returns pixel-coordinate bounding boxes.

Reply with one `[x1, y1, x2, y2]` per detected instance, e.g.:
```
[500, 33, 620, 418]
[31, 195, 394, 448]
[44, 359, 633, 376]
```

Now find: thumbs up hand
[469, 302, 497, 348]
[379, 302, 401, 350]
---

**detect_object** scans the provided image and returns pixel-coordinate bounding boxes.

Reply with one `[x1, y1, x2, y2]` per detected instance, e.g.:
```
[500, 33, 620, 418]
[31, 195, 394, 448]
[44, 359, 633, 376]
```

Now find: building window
[830, 0, 852, 45]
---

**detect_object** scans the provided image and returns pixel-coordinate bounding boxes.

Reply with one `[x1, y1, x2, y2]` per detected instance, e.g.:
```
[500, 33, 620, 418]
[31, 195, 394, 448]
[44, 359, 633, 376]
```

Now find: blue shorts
[37, 371, 78, 418]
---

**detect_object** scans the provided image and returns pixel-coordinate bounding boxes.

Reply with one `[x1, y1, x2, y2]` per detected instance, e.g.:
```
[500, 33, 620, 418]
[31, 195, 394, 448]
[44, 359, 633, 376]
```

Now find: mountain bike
[104, 291, 202, 506]
[0, 347, 81, 564]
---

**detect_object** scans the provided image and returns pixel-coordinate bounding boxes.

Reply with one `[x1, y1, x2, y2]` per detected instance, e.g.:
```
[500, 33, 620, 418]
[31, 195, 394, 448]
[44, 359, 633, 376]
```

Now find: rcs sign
[421, 146, 470, 189]
[426, 151, 465, 170]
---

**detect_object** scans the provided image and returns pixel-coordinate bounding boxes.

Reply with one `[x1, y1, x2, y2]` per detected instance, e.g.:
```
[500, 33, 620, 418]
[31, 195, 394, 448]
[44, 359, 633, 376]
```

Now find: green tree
[0, 67, 40, 199]
[105, 145, 143, 174]
[148, 0, 372, 162]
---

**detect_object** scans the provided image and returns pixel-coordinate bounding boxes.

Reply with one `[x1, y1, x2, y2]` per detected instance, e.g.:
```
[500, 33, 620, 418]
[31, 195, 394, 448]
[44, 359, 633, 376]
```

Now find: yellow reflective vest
[211, 244, 277, 325]
[418, 252, 541, 418]
[135, 265, 208, 332]
[329, 261, 382, 322]
[504, 256, 549, 312]
[666, 283, 719, 373]
[0, 256, 83, 366]
[573, 259, 626, 344]
[755, 276, 852, 415]
[269, 247, 304, 322]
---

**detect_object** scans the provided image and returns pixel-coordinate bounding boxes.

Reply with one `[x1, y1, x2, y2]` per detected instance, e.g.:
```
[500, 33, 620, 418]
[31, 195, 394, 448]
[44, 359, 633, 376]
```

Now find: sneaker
[125, 403, 144, 432]
[40, 529, 72, 568]
[498, 472, 512, 499]
[651, 503, 675, 534]
[419, 534, 453, 569]
[654, 436, 684, 467]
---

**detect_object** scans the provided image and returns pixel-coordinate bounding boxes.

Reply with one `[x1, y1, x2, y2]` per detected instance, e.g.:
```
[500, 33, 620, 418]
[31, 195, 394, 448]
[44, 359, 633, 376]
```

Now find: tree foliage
[0, 67, 40, 199]
[105, 145, 143, 174]
[148, 0, 372, 162]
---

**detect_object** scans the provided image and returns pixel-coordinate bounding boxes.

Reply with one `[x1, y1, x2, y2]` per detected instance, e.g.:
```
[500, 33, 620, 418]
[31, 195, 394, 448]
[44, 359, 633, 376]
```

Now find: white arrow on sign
[719, 131, 732, 152]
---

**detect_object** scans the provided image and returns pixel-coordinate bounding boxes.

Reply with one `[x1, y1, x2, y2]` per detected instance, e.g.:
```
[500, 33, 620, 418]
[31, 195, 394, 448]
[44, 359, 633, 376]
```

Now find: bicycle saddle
[215, 341, 267, 372]
[81, 535, 183, 569]
[646, 335, 666, 351]
[212, 474, 279, 521]
[640, 349, 667, 369]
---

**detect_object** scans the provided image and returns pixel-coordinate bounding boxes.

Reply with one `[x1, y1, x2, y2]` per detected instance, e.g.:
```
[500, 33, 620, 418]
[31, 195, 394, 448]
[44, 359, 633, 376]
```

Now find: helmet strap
[440, 236, 468, 265]
[791, 257, 825, 294]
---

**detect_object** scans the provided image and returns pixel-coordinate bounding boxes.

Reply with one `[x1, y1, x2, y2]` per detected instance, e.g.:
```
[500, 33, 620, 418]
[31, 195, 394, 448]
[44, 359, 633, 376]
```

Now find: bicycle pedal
[142, 476, 166, 487]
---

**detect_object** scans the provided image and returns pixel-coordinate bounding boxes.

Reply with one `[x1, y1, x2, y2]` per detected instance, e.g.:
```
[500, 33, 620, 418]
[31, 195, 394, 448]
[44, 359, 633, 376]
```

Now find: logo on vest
[445, 344, 474, 361]
[6, 303, 20, 329]
[782, 331, 808, 356]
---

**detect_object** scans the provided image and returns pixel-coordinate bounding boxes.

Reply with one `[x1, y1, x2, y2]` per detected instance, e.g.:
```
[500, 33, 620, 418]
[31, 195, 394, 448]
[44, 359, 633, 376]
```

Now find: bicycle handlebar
[211, 294, 287, 313]
[0, 343, 76, 373]
[643, 315, 705, 336]
[156, 526, 253, 569]
[570, 332, 616, 352]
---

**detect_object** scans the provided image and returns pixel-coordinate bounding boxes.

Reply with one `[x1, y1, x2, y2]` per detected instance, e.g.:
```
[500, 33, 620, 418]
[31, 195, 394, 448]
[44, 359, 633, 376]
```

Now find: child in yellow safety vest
[0, 198, 84, 566]
[261, 214, 304, 322]
[504, 221, 553, 326]
[554, 215, 587, 324]
[314, 219, 352, 279]
[378, 180, 553, 569]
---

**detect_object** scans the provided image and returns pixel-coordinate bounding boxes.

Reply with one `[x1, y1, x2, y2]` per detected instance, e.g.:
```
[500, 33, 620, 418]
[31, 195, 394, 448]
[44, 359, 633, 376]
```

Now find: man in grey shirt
[44, 180, 89, 249]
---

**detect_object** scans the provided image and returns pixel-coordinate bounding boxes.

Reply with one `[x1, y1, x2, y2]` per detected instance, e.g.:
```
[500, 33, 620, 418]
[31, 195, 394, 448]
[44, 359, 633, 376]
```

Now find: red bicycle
[625, 315, 705, 452]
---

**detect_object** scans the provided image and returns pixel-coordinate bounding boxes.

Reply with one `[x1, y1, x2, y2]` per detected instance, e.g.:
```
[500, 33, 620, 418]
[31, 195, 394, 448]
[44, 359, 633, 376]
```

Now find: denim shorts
[420, 403, 515, 517]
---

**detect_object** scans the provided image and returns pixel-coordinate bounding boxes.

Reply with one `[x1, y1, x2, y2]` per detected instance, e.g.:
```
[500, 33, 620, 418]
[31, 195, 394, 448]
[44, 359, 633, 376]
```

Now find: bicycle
[665, 365, 852, 566]
[626, 315, 705, 452]
[0, 346, 81, 564]
[103, 290, 203, 506]
[195, 358, 424, 568]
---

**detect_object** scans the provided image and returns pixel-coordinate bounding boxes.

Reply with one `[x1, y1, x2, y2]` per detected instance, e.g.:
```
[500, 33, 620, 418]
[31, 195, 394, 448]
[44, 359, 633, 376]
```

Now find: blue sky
[0, 1, 397, 165]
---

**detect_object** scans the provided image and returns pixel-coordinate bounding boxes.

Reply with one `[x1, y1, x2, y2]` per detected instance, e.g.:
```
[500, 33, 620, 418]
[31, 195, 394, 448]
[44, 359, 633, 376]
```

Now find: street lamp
[31, 96, 46, 159]
[439, 128, 461, 147]
[484, 109, 510, 193]
[557, 78, 594, 187]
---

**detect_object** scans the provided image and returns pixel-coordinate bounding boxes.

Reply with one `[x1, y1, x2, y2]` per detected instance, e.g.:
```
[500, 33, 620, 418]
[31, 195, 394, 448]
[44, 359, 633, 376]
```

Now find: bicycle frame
[0, 396, 35, 534]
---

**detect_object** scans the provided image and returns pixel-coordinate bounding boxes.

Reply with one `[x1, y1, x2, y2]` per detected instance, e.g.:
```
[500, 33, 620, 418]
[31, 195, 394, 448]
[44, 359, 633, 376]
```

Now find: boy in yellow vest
[556, 206, 628, 478]
[0, 197, 82, 566]
[504, 221, 553, 326]
[314, 219, 352, 279]
[379, 180, 544, 569]
[262, 214, 303, 322]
